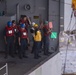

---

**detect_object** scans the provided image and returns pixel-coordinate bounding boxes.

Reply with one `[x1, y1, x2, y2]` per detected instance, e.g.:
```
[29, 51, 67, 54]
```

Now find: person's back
[33, 24, 42, 59]
[34, 29, 42, 42]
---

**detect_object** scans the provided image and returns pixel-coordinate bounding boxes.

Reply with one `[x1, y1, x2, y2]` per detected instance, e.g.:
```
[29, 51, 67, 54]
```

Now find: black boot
[19, 56, 22, 59]
[23, 55, 28, 58]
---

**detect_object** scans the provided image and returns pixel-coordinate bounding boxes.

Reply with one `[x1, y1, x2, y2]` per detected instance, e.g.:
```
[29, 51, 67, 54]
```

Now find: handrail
[0, 63, 8, 75]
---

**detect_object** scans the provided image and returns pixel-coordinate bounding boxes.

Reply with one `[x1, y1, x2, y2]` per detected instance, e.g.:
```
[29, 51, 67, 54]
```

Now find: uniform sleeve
[3, 28, 6, 36]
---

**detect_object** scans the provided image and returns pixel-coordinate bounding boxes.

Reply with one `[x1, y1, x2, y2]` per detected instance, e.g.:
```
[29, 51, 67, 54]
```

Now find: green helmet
[44, 21, 48, 25]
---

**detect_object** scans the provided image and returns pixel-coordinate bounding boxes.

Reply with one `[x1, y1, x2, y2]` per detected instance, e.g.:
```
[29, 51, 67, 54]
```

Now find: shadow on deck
[0, 50, 58, 75]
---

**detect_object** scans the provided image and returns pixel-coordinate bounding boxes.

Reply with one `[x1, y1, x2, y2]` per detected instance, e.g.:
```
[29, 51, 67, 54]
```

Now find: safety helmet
[44, 21, 48, 25]
[34, 24, 38, 27]
[7, 21, 12, 27]
[32, 22, 35, 26]
[20, 23, 26, 28]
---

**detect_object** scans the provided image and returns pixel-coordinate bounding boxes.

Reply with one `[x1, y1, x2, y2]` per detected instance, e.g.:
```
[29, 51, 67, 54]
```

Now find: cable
[63, 36, 69, 74]
[66, 10, 74, 31]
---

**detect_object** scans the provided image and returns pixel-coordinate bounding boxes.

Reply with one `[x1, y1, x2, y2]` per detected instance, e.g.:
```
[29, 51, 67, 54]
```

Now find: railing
[0, 63, 8, 75]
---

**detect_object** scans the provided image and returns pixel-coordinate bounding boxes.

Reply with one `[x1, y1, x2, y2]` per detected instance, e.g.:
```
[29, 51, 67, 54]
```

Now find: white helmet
[32, 22, 35, 26]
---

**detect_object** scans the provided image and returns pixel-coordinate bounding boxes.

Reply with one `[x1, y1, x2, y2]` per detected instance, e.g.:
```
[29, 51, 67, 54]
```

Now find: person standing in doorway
[20, 15, 31, 31]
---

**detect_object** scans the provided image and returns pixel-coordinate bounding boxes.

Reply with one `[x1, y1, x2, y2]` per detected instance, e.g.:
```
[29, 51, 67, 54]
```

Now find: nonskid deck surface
[0, 50, 48, 75]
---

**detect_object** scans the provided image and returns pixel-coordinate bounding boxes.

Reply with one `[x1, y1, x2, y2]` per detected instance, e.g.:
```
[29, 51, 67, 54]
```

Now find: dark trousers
[31, 41, 35, 53]
[5, 37, 14, 56]
[31, 37, 42, 53]
[34, 41, 41, 58]
[18, 39, 27, 57]
[43, 36, 49, 54]
[14, 36, 18, 53]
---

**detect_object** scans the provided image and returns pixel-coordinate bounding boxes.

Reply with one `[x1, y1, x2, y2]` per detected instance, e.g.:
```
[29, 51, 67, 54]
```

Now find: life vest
[34, 30, 42, 41]
[17, 25, 21, 31]
[43, 25, 50, 36]
[13, 25, 18, 33]
[20, 29, 28, 39]
[5, 26, 14, 37]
